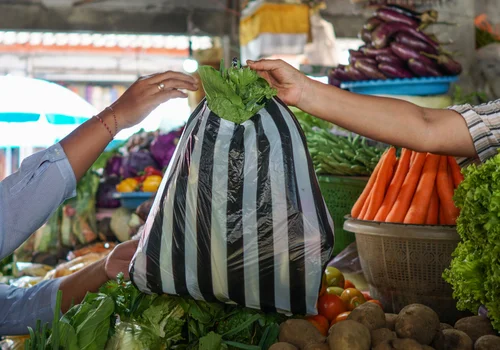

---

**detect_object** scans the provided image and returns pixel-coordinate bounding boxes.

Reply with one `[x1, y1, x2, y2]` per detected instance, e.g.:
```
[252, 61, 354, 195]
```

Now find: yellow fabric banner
[240, 3, 310, 46]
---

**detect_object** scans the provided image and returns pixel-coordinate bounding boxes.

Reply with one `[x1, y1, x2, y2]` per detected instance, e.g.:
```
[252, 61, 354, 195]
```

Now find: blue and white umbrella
[0, 76, 97, 146]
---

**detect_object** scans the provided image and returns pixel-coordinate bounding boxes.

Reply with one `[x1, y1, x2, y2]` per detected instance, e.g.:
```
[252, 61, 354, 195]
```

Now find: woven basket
[344, 218, 465, 323]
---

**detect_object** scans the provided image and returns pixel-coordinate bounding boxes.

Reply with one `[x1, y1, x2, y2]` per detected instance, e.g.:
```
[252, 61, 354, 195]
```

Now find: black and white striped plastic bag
[130, 98, 334, 315]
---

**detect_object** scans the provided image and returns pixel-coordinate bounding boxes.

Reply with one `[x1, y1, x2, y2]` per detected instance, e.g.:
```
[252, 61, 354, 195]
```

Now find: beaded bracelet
[94, 115, 114, 139]
[105, 106, 118, 135]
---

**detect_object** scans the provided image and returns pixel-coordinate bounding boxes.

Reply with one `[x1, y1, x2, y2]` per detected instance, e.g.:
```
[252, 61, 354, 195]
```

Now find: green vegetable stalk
[198, 59, 277, 124]
[443, 151, 500, 330]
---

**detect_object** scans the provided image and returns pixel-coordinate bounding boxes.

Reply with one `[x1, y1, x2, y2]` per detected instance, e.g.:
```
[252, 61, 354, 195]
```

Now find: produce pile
[274, 303, 500, 350]
[444, 151, 500, 331]
[26, 274, 287, 350]
[330, 4, 462, 85]
[293, 108, 386, 176]
[351, 147, 463, 225]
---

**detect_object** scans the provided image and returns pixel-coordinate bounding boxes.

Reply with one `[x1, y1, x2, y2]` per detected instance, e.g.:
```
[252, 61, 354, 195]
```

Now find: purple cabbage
[104, 155, 123, 178]
[96, 177, 121, 208]
[150, 130, 182, 169]
[120, 150, 159, 178]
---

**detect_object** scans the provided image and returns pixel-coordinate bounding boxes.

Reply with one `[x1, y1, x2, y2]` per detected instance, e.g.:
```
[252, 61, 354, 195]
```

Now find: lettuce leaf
[198, 59, 277, 124]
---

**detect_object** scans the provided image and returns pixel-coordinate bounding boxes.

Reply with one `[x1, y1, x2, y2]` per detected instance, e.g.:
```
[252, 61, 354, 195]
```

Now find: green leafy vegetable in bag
[198, 59, 277, 124]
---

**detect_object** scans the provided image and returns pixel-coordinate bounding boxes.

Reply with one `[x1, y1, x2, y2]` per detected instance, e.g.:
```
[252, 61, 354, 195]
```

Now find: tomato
[368, 300, 383, 310]
[306, 315, 329, 336]
[362, 291, 372, 301]
[324, 267, 345, 288]
[144, 166, 163, 177]
[330, 311, 351, 327]
[344, 280, 356, 289]
[318, 294, 347, 321]
[340, 288, 366, 311]
[326, 287, 344, 296]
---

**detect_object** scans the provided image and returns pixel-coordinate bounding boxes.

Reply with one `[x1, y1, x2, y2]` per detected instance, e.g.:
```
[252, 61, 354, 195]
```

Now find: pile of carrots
[351, 148, 463, 225]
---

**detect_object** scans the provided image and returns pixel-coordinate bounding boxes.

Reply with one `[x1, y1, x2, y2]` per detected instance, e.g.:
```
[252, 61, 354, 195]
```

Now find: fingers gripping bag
[130, 60, 334, 315]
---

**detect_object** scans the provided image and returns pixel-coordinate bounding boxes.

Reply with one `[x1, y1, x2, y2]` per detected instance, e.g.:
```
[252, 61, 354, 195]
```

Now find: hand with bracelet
[0, 71, 198, 335]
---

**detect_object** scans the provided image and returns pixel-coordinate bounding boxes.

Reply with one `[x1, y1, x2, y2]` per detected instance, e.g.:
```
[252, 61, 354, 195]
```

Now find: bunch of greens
[451, 85, 488, 106]
[197, 59, 277, 124]
[443, 151, 500, 330]
[27, 274, 286, 349]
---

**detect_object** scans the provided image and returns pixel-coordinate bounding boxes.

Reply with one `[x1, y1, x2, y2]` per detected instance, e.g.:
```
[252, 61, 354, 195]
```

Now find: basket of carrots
[343, 147, 464, 323]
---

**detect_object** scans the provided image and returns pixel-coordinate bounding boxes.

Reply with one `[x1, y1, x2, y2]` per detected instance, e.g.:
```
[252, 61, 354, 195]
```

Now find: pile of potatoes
[270, 303, 500, 350]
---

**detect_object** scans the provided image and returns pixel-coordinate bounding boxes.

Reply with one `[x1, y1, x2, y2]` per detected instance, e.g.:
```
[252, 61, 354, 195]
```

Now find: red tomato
[344, 280, 356, 289]
[318, 294, 347, 321]
[368, 300, 383, 310]
[319, 274, 327, 297]
[306, 315, 329, 336]
[362, 291, 373, 301]
[330, 311, 351, 327]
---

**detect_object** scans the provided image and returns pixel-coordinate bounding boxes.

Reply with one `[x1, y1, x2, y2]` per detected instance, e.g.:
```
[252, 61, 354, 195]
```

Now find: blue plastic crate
[113, 192, 156, 210]
[340, 76, 459, 96]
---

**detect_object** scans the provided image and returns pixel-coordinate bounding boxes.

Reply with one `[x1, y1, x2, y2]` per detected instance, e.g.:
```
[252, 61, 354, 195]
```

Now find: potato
[385, 313, 398, 331]
[431, 330, 445, 350]
[442, 329, 473, 350]
[422, 346, 436, 350]
[474, 335, 500, 350]
[440, 323, 453, 331]
[328, 320, 371, 350]
[374, 338, 423, 350]
[347, 302, 386, 331]
[269, 343, 299, 350]
[303, 343, 329, 350]
[371, 328, 397, 348]
[395, 304, 440, 345]
[279, 319, 326, 349]
[455, 316, 496, 343]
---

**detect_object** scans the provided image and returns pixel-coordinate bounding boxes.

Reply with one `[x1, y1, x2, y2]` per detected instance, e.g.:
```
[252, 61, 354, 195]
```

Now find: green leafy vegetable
[443, 151, 500, 330]
[198, 59, 277, 124]
[199, 332, 227, 350]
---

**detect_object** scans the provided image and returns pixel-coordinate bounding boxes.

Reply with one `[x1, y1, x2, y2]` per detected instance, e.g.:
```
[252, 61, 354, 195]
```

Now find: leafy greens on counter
[443, 151, 500, 331]
[27, 274, 287, 350]
[197, 59, 277, 124]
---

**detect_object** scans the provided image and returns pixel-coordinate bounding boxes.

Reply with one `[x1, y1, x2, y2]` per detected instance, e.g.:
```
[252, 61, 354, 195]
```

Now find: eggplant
[390, 42, 437, 67]
[364, 17, 383, 31]
[360, 46, 393, 58]
[329, 78, 342, 88]
[395, 32, 438, 55]
[376, 8, 419, 28]
[354, 61, 386, 80]
[345, 65, 368, 81]
[349, 55, 377, 66]
[407, 58, 442, 77]
[422, 53, 462, 75]
[375, 54, 404, 66]
[378, 63, 413, 79]
[332, 67, 352, 82]
[383, 4, 439, 23]
[359, 28, 372, 44]
[349, 50, 365, 58]
[372, 22, 439, 49]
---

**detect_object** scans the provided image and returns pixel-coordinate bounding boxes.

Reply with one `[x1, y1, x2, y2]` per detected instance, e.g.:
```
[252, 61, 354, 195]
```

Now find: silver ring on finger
[157, 82, 165, 91]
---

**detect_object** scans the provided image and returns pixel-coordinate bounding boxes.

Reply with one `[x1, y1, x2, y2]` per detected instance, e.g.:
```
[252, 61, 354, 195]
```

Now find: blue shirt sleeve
[0, 279, 62, 336]
[0, 143, 76, 260]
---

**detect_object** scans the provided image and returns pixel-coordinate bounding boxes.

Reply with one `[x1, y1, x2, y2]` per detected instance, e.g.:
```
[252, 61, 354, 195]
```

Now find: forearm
[60, 110, 122, 181]
[58, 259, 108, 313]
[299, 80, 476, 158]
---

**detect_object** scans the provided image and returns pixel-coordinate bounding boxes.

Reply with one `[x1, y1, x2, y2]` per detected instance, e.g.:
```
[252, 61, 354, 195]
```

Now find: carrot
[374, 149, 412, 221]
[447, 156, 464, 189]
[425, 186, 439, 225]
[436, 156, 460, 225]
[359, 190, 373, 220]
[439, 202, 445, 225]
[364, 147, 398, 220]
[410, 151, 417, 167]
[404, 154, 441, 224]
[351, 150, 387, 218]
[386, 152, 427, 223]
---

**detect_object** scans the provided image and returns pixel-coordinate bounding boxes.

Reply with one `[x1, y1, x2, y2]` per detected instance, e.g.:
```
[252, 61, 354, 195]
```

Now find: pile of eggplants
[328, 4, 462, 87]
